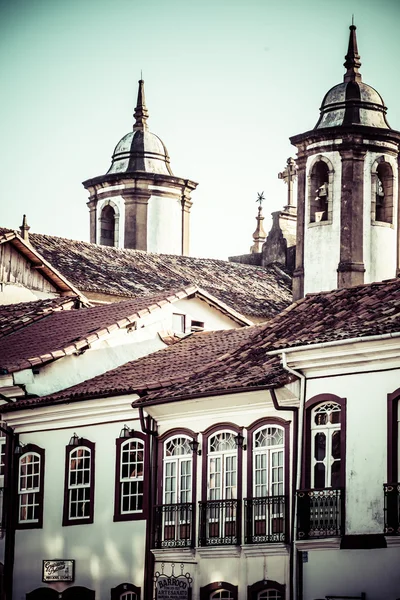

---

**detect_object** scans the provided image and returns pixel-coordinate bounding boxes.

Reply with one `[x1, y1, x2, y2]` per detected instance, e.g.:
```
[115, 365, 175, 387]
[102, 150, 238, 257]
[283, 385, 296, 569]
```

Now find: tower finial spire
[133, 78, 149, 131]
[343, 22, 362, 83]
[250, 192, 267, 254]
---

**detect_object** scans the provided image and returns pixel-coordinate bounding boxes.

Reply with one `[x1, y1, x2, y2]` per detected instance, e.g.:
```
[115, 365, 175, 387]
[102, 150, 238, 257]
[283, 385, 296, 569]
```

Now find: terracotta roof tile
[0, 296, 80, 339]
[0, 229, 292, 320]
[0, 286, 234, 373]
[4, 326, 263, 410]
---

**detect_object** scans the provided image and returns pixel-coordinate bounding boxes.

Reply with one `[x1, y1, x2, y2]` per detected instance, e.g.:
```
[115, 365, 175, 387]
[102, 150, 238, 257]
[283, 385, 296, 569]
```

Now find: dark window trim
[111, 583, 141, 600]
[387, 387, 400, 482]
[247, 579, 285, 600]
[114, 431, 148, 522]
[246, 417, 290, 500]
[302, 393, 346, 489]
[201, 422, 244, 501]
[200, 582, 238, 600]
[17, 443, 45, 529]
[63, 438, 95, 527]
[157, 428, 198, 506]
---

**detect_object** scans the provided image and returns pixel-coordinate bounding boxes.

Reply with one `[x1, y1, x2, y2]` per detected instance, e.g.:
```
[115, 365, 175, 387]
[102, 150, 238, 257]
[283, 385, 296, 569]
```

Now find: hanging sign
[155, 563, 192, 600]
[42, 560, 75, 582]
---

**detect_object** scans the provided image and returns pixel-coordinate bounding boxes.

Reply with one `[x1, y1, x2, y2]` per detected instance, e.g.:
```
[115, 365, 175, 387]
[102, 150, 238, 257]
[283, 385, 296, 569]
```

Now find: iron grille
[384, 482, 400, 535]
[153, 503, 194, 548]
[244, 495, 287, 544]
[296, 488, 344, 539]
[199, 499, 240, 546]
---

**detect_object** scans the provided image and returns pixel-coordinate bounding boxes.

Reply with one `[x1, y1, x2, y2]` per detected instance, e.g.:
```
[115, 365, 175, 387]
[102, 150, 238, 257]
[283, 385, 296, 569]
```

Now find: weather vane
[256, 192, 265, 207]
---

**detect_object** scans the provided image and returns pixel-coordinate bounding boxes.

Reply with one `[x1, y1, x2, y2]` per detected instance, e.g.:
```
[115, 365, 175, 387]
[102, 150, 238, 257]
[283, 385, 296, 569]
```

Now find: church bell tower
[290, 24, 400, 300]
[83, 80, 198, 255]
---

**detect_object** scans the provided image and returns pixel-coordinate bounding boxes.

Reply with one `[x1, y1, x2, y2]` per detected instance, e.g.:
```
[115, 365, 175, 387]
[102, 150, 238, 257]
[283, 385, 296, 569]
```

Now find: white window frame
[120, 438, 145, 514]
[18, 451, 41, 524]
[311, 402, 341, 489]
[253, 426, 284, 498]
[208, 431, 237, 501]
[68, 446, 91, 520]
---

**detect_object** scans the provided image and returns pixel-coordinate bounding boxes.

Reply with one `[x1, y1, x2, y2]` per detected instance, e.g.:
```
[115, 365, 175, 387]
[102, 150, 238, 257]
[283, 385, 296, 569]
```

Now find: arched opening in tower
[310, 161, 329, 223]
[100, 205, 116, 246]
[375, 162, 393, 224]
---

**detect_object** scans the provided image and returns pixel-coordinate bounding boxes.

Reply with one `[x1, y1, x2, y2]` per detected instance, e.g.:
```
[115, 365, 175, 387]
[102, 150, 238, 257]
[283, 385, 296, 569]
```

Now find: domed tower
[290, 24, 400, 300]
[83, 80, 198, 254]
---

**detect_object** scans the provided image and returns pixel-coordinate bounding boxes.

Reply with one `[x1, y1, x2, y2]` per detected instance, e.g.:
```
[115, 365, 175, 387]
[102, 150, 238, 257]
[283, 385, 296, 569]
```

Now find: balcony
[199, 499, 240, 546]
[384, 482, 400, 535]
[244, 495, 287, 544]
[153, 503, 194, 548]
[296, 488, 344, 539]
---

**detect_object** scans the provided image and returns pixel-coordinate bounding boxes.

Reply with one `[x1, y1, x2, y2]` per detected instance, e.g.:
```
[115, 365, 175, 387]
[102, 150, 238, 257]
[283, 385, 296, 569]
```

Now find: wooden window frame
[114, 431, 148, 522]
[17, 444, 45, 529]
[63, 438, 95, 526]
[200, 582, 238, 600]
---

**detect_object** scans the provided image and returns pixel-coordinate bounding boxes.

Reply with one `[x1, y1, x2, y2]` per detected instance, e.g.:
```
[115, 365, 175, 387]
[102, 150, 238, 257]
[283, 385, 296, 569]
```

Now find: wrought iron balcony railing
[244, 495, 287, 544]
[153, 503, 194, 548]
[384, 482, 400, 535]
[296, 488, 344, 539]
[199, 499, 240, 546]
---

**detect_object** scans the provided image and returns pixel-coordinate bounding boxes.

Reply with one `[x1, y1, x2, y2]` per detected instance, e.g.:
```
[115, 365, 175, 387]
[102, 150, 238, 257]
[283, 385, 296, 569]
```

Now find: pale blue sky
[1, 0, 399, 258]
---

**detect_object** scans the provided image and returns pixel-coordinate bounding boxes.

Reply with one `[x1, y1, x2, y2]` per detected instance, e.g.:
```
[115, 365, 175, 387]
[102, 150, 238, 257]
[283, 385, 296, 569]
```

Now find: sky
[1, 0, 400, 259]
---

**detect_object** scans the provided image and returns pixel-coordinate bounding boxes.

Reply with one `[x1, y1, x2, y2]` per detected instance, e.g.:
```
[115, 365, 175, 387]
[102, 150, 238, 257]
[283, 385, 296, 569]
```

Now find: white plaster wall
[10, 299, 244, 397]
[302, 547, 400, 600]
[11, 420, 146, 600]
[306, 369, 400, 535]
[96, 195, 125, 248]
[0, 283, 59, 304]
[303, 151, 342, 294]
[147, 194, 181, 254]
[364, 151, 398, 283]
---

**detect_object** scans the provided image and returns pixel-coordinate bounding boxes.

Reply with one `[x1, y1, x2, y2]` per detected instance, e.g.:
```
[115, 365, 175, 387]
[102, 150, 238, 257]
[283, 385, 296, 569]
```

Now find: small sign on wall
[42, 560, 75, 583]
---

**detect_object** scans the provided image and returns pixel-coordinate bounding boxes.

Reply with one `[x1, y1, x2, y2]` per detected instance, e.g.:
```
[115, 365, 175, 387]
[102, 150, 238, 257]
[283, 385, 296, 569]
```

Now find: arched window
[111, 583, 141, 600]
[372, 159, 394, 224]
[200, 582, 238, 600]
[311, 402, 341, 489]
[199, 426, 242, 546]
[248, 580, 285, 600]
[114, 432, 147, 521]
[155, 432, 195, 548]
[17, 445, 45, 528]
[100, 205, 116, 246]
[63, 438, 95, 526]
[308, 157, 333, 224]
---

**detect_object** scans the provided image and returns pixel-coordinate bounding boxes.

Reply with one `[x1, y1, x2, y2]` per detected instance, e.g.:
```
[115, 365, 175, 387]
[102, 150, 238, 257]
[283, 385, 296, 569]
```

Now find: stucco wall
[303, 151, 342, 294]
[147, 194, 181, 254]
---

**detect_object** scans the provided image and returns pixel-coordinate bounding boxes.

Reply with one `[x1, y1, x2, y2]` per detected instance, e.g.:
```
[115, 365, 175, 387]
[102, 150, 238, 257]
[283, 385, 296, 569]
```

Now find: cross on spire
[256, 191, 265, 207]
[278, 157, 297, 208]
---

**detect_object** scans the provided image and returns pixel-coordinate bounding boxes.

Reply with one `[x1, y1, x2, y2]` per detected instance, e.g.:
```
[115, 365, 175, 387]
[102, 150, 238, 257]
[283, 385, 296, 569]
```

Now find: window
[172, 313, 186, 333]
[111, 583, 141, 600]
[63, 438, 95, 526]
[253, 426, 284, 498]
[191, 320, 205, 332]
[311, 402, 341, 489]
[200, 582, 238, 600]
[248, 580, 285, 600]
[371, 158, 394, 224]
[199, 427, 242, 546]
[114, 432, 147, 521]
[208, 431, 237, 502]
[100, 205, 116, 246]
[17, 444, 45, 528]
[154, 433, 195, 548]
[308, 156, 333, 224]
[164, 436, 192, 505]
[246, 419, 289, 544]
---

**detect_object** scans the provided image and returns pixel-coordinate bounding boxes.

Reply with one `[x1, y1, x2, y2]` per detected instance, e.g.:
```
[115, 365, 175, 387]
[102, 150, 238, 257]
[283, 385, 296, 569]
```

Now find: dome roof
[107, 129, 173, 176]
[315, 81, 390, 129]
[314, 25, 391, 130]
[106, 80, 174, 176]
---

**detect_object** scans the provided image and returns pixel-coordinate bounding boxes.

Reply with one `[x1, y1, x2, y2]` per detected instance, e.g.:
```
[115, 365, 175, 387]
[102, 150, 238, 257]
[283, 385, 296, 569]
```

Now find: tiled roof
[0, 286, 231, 373]
[2, 326, 263, 411]
[0, 296, 80, 339]
[2, 230, 292, 319]
[133, 276, 400, 404]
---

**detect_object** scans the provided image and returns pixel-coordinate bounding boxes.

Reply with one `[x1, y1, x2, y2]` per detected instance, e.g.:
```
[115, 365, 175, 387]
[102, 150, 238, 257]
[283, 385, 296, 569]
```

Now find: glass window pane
[314, 432, 326, 461]
[314, 462, 325, 488]
[331, 460, 341, 488]
[332, 430, 341, 460]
